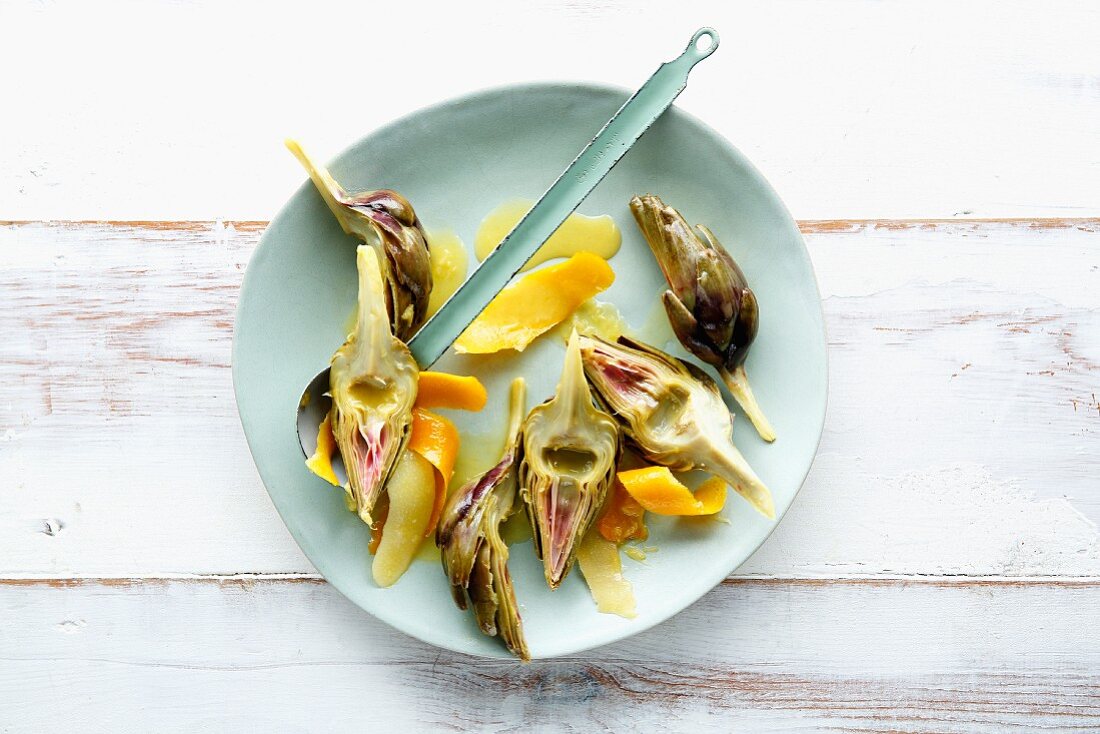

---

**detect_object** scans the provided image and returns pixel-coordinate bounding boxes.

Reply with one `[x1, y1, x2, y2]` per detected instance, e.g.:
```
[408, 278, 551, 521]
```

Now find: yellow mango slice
[415, 372, 488, 412]
[475, 199, 621, 271]
[305, 412, 340, 486]
[454, 252, 615, 354]
[372, 450, 436, 587]
[576, 531, 637, 618]
[597, 478, 648, 544]
[617, 466, 727, 516]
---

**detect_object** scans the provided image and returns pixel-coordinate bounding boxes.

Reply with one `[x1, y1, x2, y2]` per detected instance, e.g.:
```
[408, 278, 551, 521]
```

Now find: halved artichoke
[437, 378, 529, 660]
[630, 194, 774, 441]
[578, 334, 775, 520]
[330, 245, 419, 526]
[520, 330, 619, 588]
[287, 140, 432, 340]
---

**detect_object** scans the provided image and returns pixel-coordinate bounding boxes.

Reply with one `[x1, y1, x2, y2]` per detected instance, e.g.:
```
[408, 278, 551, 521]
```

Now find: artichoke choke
[520, 331, 620, 588]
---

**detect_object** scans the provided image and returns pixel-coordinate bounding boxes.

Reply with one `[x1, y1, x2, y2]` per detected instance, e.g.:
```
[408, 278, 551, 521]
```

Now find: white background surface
[2, 1, 1098, 731]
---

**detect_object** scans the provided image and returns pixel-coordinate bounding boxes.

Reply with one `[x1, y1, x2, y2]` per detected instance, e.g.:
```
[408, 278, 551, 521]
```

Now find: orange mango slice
[305, 412, 340, 486]
[415, 372, 488, 412]
[616, 466, 727, 516]
[597, 478, 648, 544]
[407, 407, 460, 536]
[453, 252, 614, 354]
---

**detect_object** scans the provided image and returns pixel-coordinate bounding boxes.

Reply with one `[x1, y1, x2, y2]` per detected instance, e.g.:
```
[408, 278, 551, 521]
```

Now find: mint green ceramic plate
[234, 83, 826, 659]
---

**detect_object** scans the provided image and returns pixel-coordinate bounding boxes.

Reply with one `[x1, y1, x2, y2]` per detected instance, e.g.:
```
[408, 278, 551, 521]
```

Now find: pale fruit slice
[576, 531, 636, 618]
[372, 450, 437, 587]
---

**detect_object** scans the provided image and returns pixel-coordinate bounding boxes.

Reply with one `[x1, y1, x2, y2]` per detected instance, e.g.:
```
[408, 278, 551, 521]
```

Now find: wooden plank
[0, 578, 1096, 731]
[1, 219, 1098, 578]
[1, 1, 1099, 221]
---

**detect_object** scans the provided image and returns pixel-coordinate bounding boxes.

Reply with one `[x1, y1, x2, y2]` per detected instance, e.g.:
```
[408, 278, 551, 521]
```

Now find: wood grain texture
[1, 219, 1097, 579]
[1, 578, 1097, 732]
[2, 0, 1099, 220]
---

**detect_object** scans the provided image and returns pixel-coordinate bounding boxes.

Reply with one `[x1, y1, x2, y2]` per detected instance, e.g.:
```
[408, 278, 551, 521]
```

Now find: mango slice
[415, 372, 488, 412]
[576, 531, 637, 618]
[597, 478, 648, 544]
[407, 407, 460, 536]
[616, 466, 727, 516]
[454, 252, 615, 354]
[305, 412, 340, 486]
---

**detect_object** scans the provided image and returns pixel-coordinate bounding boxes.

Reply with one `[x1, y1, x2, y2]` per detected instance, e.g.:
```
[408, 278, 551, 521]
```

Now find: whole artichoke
[579, 334, 774, 520]
[630, 194, 775, 442]
[288, 140, 432, 340]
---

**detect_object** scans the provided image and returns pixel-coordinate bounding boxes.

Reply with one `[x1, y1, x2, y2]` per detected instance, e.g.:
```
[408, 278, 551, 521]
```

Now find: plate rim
[233, 80, 829, 659]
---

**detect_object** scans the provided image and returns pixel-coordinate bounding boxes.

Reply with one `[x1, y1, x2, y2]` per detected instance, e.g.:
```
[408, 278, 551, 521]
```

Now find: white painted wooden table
[2, 2, 1098, 731]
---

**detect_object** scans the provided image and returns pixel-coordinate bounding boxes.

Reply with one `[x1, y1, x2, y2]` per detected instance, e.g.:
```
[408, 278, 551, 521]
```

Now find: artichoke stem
[504, 378, 526, 448]
[284, 139, 352, 235]
[557, 329, 592, 421]
[719, 365, 776, 443]
[355, 247, 395, 377]
[703, 441, 776, 520]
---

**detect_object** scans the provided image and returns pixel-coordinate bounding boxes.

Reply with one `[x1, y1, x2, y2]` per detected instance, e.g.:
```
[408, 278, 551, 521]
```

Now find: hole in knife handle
[689, 28, 719, 57]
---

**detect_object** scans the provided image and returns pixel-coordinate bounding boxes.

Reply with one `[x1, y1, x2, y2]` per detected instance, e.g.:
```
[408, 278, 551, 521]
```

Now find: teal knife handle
[408, 28, 719, 368]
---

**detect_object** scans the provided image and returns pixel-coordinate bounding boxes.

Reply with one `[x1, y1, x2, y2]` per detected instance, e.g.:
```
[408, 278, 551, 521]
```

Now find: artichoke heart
[287, 139, 432, 340]
[578, 334, 775, 520]
[330, 246, 419, 526]
[437, 378, 529, 660]
[520, 330, 619, 588]
[630, 194, 774, 441]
